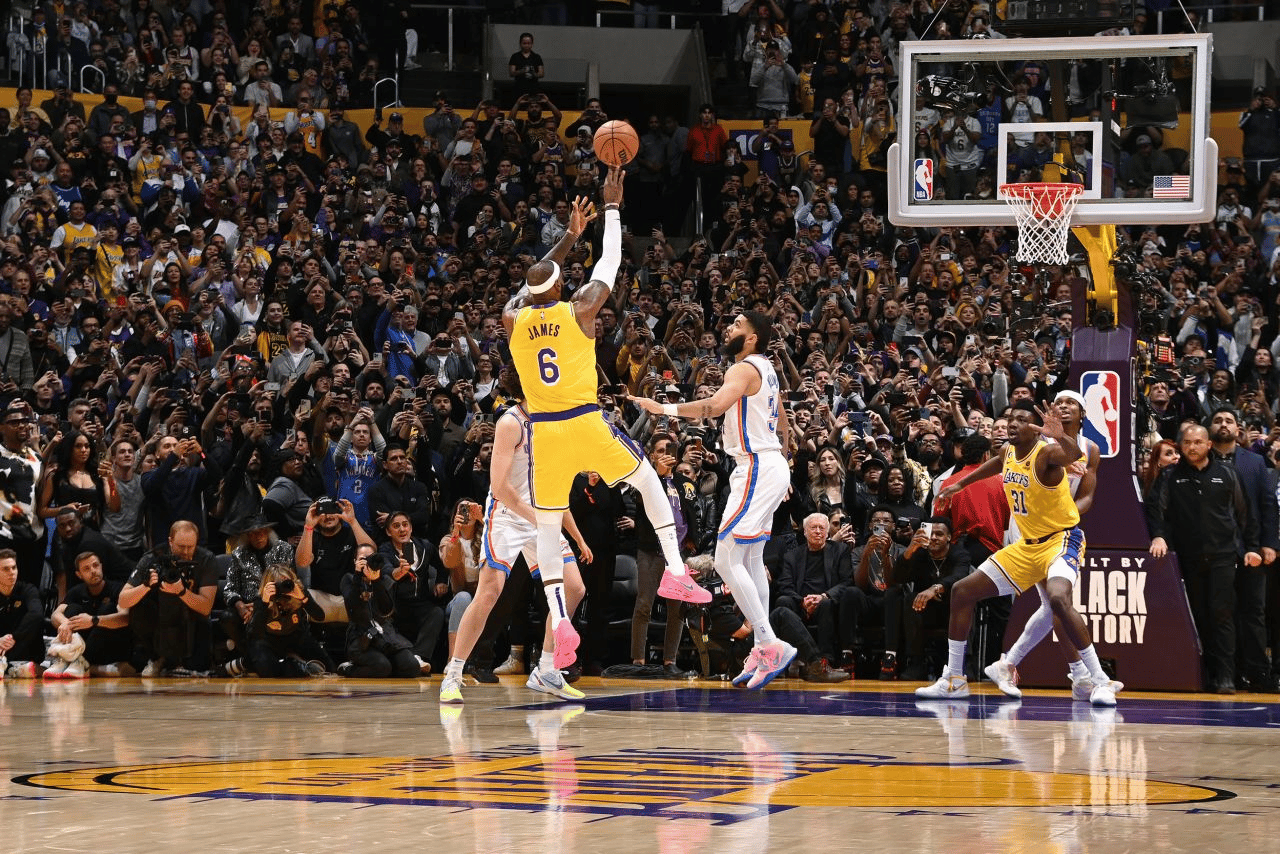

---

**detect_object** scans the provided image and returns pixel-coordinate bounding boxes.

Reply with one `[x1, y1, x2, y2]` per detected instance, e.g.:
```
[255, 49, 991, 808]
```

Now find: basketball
[593, 120, 640, 167]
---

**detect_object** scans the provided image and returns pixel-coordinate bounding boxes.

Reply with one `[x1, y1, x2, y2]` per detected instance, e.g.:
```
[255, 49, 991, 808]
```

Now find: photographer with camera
[340, 547, 421, 677]
[119, 520, 219, 676]
[241, 564, 332, 677]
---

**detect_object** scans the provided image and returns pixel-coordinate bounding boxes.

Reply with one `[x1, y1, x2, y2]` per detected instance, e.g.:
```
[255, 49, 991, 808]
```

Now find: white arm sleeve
[592, 208, 622, 291]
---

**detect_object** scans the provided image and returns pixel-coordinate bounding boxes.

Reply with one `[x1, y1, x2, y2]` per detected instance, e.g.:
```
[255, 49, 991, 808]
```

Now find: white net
[1000, 183, 1084, 265]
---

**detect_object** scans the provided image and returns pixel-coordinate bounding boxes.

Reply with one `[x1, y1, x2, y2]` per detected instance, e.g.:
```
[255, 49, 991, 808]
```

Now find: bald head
[526, 260, 562, 296]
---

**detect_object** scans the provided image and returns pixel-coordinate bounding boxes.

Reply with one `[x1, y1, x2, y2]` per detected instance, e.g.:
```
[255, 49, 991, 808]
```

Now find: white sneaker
[414, 655, 432, 676]
[439, 674, 464, 704]
[494, 653, 525, 676]
[1088, 680, 1117, 707]
[141, 659, 165, 677]
[1070, 674, 1124, 703]
[526, 667, 585, 701]
[62, 658, 89, 679]
[983, 657, 1022, 698]
[6, 661, 37, 678]
[91, 663, 135, 677]
[0, 655, 6, 679]
[42, 658, 70, 679]
[915, 672, 970, 699]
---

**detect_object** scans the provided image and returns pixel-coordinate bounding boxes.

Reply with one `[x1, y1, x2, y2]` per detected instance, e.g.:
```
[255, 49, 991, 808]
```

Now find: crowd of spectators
[0, 0, 1278, 689]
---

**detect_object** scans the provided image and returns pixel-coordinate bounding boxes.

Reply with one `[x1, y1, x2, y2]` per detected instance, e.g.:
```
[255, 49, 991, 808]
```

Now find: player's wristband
[603, 203, 620, 211]
[661, 403, 679, 417]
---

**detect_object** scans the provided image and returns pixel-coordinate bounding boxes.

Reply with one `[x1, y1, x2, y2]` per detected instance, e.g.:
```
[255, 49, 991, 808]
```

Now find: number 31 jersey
[1002, 440, 1080, 540]
[511, 301, 598, 414]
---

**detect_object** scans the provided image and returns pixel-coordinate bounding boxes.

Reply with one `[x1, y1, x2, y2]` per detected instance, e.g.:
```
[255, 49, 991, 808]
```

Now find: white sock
[446, 657, 465, 679]
[1068, 660, 1090, 681]
[1006, 585, 1053, 666]
[535, 514, 569, 628]
[539, 650, 555, 672]
[947, 639, 967, 677]
[745, 541, 770, 618]
[624, 465, 684, 574]
[544, 582, 569, 629]
[716, 540, 776, 646]
[1077, 645, 1107, 682]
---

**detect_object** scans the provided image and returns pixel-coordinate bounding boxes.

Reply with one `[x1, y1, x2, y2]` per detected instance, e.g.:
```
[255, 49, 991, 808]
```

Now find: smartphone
[919, 521, 933, 539]
[849, 412, 868, 435]
[402, 388, 417, 400]
[786, 390, 807, 402]
[453, 311, 466, 321]
[691, 436, 704, 451]
[941, 366, 959, 379]
[264, 382, 281, 393]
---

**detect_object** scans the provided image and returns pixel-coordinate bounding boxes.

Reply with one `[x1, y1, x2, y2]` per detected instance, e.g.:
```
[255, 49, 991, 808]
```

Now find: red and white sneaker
[552, 620, 580, 670]
[657, 568, 712, 604]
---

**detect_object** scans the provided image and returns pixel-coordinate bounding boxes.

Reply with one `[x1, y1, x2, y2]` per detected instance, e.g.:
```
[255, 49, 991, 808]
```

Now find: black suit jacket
[777, 540, 853, 602]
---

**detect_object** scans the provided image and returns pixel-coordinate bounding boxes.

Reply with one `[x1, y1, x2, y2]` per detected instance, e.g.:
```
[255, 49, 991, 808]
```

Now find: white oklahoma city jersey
[722, 353, 782, 458]
[1004, 432, 1096, 544]
[482, 405, 572, 575]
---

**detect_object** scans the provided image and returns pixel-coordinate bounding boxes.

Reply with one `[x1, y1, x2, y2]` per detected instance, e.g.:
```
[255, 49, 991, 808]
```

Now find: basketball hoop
[1000, 182, 1084, 265]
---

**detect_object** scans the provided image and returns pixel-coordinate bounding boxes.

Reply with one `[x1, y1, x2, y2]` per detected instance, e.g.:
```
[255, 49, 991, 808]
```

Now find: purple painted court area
[516, 688, 1280, 729]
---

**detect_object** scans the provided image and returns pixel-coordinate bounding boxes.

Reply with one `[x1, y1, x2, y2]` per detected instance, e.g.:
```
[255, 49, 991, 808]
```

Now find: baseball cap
[1135, 134, 1153, 146]
[32, 148, 50, 160]
[390, 112, 403, 121]
[174, 223, 191, 234]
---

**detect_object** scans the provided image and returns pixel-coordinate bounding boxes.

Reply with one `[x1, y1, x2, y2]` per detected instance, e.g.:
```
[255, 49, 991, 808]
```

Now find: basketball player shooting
[630, 312, 798, 688]
[504, 169, 711, 669]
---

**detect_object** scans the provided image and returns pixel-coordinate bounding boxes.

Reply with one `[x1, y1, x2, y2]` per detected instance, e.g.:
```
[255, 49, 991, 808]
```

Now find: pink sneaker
[657, 568, 712, 604]
[552, 620, 580, 670]
[746, 641, 798, 690]
[732, 647, 763, 687]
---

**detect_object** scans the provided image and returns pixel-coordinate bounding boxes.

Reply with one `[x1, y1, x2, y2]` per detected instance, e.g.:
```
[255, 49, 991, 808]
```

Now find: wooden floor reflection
[4, 676, 1280, 853]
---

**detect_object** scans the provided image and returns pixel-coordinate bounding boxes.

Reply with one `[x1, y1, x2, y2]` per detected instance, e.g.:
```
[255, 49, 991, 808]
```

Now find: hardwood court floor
[4, 676, 1280, 853]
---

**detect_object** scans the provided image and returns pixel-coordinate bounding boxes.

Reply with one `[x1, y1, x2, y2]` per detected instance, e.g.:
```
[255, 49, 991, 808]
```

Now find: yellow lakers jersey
[511, 301, 597, 414]
[1002, 441, 1079, 539]
[60, 221, 97, 261]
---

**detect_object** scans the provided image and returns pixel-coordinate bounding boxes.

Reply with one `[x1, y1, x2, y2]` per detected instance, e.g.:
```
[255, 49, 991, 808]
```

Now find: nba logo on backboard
[1080, 371, 1121, 458]
[913, 159, 933, 201]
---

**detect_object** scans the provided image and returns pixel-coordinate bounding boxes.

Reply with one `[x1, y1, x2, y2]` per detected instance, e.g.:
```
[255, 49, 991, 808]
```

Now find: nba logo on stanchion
[1080, 371, 1120, 458]
[913, 159, 933, 201]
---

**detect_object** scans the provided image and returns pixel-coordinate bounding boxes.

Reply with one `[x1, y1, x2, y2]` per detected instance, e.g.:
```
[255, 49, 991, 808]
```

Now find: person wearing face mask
[130, 89, 163, 137]
[87, 84, 133, 142]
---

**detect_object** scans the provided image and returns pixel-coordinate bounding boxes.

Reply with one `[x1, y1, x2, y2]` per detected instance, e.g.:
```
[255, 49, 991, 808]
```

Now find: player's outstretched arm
[935, 453, 1003, 509]
[571, 167, 624, 331]
[1033, 402, 1082, 468]
[629, 360, 759, 421]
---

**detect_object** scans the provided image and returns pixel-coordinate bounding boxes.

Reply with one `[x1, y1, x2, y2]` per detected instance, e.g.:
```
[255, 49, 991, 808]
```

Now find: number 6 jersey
[510, 301, 598, 414]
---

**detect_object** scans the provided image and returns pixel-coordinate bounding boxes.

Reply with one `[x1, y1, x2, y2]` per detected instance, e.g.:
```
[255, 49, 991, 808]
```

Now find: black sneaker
[473, 667, 499, 684]
[879, 652, 898, 681]
[661, 664, 697, 680]
[337, 662, 355, 676]
[561, 663, 582, 684]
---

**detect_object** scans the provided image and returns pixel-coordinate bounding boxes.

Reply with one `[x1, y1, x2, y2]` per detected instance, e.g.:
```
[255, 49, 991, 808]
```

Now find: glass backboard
[888, 33, 1215, 227]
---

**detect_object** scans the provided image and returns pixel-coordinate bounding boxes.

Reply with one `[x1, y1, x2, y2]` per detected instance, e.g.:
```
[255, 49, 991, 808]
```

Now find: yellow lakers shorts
[983, 527, 1086, 595]
[527, 404, 645, 511]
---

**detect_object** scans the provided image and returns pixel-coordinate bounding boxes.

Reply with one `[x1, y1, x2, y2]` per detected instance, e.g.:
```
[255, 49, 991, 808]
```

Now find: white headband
[526, 261, 561, 295]
[1055, 390, 1086, 410]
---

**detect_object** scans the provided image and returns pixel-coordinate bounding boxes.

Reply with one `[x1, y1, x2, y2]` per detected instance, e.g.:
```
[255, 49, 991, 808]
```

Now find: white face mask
[145, 99, 157, 110]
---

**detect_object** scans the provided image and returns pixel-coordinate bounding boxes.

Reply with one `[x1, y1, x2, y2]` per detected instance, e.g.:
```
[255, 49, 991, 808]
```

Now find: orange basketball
[593, 120, 640, 168]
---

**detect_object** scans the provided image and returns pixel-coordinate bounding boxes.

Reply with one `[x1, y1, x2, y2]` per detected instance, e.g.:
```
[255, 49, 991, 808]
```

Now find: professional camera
[160, 558, 196, 585]
[272, 578, 296, 603]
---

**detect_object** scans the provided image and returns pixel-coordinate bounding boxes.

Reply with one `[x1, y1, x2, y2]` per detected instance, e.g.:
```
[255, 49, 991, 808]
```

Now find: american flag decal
[1152, 174, 1191, 198]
